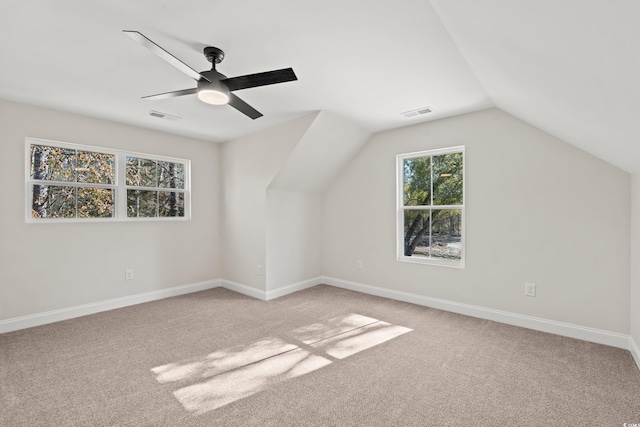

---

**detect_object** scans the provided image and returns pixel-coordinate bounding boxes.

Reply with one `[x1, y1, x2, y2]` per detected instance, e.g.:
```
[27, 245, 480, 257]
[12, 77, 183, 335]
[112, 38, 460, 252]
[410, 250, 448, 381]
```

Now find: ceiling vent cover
[402, 106, 432, 118]
[149, 110, 182, 121]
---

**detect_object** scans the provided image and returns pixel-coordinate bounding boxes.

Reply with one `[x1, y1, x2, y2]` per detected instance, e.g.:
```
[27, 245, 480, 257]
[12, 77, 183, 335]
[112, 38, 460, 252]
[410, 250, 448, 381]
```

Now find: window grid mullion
[402, 205, 462, 210]
[125, 185, 185, 192]
[30, 180, 116, 190]
[429, 155, 433, 258]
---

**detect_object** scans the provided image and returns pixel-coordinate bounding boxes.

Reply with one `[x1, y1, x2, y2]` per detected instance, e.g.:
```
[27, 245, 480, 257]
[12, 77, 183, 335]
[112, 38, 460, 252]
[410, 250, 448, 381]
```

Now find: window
[26, 138, 190, 222]
[397, 146, 464, 267]
[126, 157, 185, 218]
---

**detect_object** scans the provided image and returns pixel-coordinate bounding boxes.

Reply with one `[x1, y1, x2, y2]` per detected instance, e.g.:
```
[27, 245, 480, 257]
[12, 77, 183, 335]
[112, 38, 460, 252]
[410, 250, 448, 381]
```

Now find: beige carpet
[1, 285, 639, 426]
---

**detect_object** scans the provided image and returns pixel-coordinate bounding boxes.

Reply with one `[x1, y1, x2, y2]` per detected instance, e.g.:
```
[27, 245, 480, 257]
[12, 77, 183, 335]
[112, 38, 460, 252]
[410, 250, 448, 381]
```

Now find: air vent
[149, 110, 182, 121]
[402, 106, 433, 118]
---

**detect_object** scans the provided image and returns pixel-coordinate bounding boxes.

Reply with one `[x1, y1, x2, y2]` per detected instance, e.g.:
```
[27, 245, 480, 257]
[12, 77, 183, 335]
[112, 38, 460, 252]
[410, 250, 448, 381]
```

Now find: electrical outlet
[125, 269, 134, 281]
[525, 282, 536, 297]
[356, 260, 363, 270]
[257, 265, 262, 276]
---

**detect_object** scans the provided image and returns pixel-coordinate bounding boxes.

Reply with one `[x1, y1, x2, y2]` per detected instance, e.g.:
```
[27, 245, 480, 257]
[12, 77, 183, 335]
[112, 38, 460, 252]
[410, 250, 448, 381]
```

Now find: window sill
[25, 216, 190, 224]
[397, 256, 465, 269]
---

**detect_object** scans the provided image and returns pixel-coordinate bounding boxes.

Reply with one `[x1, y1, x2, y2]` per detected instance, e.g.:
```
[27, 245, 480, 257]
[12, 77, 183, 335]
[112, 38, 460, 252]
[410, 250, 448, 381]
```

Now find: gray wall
[266, 189, 323, 290]
[1, 100, 635, 348]
[631, 173, 640, 348]
[0, 99, 221, 320]
[322, 108, 631, 333]
[220, 114, 316, 291]
[222, 111, 369, 293]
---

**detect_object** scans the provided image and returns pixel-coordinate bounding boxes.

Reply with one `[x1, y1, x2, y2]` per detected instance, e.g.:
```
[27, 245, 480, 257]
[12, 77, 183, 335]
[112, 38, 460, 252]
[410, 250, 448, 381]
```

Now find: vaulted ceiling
[1, 1, 638, 172]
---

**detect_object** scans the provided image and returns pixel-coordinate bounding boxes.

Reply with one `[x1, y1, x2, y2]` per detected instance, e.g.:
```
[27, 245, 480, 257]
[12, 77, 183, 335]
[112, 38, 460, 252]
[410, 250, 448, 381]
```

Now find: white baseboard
[321, 276, 631, 350]
[219, 276, 323, 301]
[0, 276, 320, 335]
[630, 336, 640, 372]
[266, 276, 323, 300]
[0, 279, 220, 334]
[219, 279, 267, 300]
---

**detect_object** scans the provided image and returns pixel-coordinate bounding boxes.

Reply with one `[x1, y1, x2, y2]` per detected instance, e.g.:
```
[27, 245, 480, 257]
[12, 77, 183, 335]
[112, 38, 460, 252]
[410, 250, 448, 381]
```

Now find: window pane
[77, 187, 114, 218]
[127, 189, 157, 217]
[432, 152, 463, 205]
[403, 156, 431, 206]
[77, 151, 115, 184]
[158, 191, 185, 217]
[126, 157, 157, 187]
[31, 184, 76, 218]
[157, 161, 185, 189]
[431, 209, 462, 260]
[403, 209, 431, 258]
[30, 145, 76, 182]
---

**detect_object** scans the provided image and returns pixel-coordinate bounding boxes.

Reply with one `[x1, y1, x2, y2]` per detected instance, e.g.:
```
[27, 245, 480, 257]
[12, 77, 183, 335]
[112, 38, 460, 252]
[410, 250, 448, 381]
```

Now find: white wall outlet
[525, 282, 536, 297]
[125, 269, 134, 281]
[356, 260, 363, 270]
[257, 265, 262, 276]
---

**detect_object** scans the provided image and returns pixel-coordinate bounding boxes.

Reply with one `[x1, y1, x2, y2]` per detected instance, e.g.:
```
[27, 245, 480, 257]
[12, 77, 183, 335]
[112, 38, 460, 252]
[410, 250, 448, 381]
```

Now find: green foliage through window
[399, 148, 464, 264]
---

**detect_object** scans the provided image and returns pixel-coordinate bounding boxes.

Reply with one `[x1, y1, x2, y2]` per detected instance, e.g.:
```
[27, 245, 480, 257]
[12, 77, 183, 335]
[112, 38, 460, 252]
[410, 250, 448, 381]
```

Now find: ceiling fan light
[197, 89, 230, 105]
[196, 79, 230, 105]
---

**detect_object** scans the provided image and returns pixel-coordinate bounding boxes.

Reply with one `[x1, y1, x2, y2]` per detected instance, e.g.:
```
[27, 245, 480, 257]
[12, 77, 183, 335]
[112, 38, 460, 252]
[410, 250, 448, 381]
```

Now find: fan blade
[222, 68, 297, 92]
[228, 93, 263, 119]
[141, 88, 197, 101]
[123, 30, 209, 82]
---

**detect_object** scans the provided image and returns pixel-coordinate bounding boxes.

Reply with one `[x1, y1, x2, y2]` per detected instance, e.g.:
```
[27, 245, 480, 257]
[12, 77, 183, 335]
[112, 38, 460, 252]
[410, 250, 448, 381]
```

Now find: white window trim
[396, 145, 465, 268]
[25, 137, 191, 223]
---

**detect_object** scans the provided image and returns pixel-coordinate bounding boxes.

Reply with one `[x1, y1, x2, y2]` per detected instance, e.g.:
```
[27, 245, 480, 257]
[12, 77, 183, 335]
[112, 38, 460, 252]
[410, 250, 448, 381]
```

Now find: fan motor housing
[200, 69, 227, 81]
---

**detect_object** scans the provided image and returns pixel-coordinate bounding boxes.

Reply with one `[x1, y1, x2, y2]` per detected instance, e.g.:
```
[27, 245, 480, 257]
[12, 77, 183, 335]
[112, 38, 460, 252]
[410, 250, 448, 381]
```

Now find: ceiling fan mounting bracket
[204, 47, 225, 65]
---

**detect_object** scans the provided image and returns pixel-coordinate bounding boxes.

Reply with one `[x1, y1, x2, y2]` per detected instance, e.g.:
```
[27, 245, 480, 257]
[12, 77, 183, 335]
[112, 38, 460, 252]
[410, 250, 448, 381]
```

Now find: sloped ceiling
[1, 1, 638, 172]
[269, 111, 372, 193]
[431, 0, 640, 172]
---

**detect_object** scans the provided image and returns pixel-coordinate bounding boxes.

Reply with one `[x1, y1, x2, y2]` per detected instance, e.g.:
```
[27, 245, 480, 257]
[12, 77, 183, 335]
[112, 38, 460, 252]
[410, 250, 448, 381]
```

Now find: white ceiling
[1, 1, 639, 172]
[431, 0, 640, 173]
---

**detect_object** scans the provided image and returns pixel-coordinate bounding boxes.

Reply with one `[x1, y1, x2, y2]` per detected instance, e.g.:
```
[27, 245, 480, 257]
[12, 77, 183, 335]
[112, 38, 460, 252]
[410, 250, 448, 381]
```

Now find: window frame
[396, 145, 465, 268]
[25, 137, 191, 223]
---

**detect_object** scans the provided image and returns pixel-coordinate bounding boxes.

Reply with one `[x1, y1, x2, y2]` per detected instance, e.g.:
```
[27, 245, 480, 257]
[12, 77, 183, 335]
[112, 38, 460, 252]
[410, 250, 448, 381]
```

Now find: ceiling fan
[123, 30, 298, 119]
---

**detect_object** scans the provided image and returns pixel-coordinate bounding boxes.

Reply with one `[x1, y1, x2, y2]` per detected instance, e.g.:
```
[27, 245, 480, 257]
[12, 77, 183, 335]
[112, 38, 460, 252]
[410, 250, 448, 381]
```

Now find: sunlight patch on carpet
[173, 349, 331, 415]
[311, 321, 412, 359]
[151, 313, 412, 416]
[290, 313, 380, 344]
[151, 338, 297, 383]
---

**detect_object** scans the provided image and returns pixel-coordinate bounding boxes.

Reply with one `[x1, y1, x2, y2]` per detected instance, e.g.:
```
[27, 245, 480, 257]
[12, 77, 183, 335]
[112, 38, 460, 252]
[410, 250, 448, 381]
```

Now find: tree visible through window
[30, 144, 115, 218]
[26, 138, 190, 222]
[398, 146, 464, 266]
[126, 157, 185, 218]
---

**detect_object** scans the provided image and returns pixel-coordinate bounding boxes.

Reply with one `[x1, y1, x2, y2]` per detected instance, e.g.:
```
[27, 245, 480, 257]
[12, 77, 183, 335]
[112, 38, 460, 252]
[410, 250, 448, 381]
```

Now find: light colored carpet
[1, 285, 639, 426]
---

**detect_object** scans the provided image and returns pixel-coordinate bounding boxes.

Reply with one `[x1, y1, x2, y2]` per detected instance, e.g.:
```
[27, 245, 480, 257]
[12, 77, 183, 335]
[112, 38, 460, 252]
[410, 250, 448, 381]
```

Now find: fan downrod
[204, 47, 225, 64]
